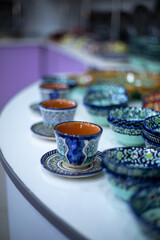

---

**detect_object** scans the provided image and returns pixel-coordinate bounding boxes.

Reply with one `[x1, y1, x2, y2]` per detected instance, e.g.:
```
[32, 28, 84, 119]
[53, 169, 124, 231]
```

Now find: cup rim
[54, 121, 103, 137]
[39, 99, 77, 110]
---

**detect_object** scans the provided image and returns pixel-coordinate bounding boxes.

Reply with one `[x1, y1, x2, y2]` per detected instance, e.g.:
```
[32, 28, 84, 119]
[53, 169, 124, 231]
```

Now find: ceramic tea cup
[39, 82, 70, 100]
[39, 99, 77, 129]
[54, 121, 103, 169]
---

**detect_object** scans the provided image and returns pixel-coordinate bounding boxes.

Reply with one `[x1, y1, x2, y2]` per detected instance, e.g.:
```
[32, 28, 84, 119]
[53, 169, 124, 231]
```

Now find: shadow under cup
[54, 121, 103, 169]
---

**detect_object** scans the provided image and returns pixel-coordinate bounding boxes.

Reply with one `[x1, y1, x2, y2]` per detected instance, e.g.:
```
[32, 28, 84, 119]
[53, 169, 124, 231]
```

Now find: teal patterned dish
[83, 92, 128, 126]
[102, 147, 160, 178]
[41, 149, 102, 178]
[108, 106, 159, 127]
[31, 122, 56, 140]
[107, 107, 159, 146]
[86, 82, 126, 94]
[130, 185, 160, 239]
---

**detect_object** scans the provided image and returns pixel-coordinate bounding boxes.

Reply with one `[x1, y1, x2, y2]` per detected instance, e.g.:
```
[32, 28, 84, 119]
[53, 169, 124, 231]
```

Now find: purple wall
[0, 45, 41, 110]
[0, 44, 88, 110]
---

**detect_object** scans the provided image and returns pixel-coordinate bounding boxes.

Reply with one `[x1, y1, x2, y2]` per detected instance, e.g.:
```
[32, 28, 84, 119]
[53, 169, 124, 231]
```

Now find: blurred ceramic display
[143, 91, 160, 104]
[69, 72, 95, 86]
[83, 91, 128, 126]
[39, 82, 70, 100]
[143, 100, 160, 113]
[86, 82, 127, 95]
[41, 75, 77, 89]
[39, 99, 77, 129]
[102, 147, 160, 201]
[54, 121, 103, 169]
[130, 185, 160, 239]
[107, 106, 158, 146]
[81, 69, 160, 98]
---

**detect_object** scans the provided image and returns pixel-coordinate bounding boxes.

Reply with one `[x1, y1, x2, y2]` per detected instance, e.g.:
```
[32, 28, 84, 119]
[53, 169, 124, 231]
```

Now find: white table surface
[0, 81, 146, 240]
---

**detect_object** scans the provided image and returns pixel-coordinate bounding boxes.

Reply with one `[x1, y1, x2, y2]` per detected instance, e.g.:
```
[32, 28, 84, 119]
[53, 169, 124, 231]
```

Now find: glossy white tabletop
[0, 82, 146, 240]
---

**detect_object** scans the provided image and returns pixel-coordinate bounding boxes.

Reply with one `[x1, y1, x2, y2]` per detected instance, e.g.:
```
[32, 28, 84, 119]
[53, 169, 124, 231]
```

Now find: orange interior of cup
[40, 83, 68, 89]
[55, 121, 101, 135]
[41, 99, 76, 108]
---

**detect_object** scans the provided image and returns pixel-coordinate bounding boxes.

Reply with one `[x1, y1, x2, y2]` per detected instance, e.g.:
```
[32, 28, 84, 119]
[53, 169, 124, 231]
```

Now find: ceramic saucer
[31, 122, 56, 140]
[41, 149, 102, 178]
[30, 102, 40, 114]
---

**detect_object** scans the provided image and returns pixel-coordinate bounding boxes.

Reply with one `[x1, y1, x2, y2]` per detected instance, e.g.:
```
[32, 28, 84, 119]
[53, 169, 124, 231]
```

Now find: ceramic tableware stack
[107, 106, 159, 146]
[83, 91, 128, 126]
[142, 115, 160, 150]
[101, 146, 160, 202]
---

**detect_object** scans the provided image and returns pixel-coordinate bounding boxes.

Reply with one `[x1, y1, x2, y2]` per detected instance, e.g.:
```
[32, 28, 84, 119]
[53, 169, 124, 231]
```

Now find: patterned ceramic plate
[30, 102, 40, 114]
[31, 122, 56, 140]
[41, 149, 102, 178]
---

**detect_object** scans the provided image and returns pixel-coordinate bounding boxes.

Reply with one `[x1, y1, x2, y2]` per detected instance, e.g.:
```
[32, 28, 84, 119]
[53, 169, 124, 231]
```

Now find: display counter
[0, 81, 146, 240]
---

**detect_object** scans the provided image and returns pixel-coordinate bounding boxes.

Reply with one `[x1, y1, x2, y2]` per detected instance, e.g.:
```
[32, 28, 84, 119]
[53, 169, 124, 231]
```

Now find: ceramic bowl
[39, 99, 77, 129]
[130, 185, 160, 239]
[39, 82, 70, 100]
[107, 107, 159, 146]
[102, 147, 160, 178]
[141, 133, 160, 151]
[54, 121, 103, 169]
[143, 115, 160, 137]
[86, 82, 127, 95]
[108, 106, 158, 128]
[83, 92, 128, 126]
[41, 75, 77, 89]
[103, 167, 155, 202]
[142, 127, 160, 144]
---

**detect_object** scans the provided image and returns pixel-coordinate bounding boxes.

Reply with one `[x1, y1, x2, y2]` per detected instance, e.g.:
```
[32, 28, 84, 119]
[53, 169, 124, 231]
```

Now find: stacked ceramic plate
[142, 115, 160, 150]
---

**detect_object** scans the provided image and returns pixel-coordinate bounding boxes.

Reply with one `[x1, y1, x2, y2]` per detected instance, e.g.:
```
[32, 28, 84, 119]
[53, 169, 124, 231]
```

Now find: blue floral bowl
[142, 133, 160, 150]
[39, 99, 77, 129]
[86, 82, 127, 94]
[102, 147, 160, 201]
[39, 82, 70, 100]
[142, 127, 160, 144]
[54, 121, 103, 169]
[103, 167, 155, 202]
[143, 115, 160, 138]
[83, 92, 128, 126]
[107, 107, 159, 146]
[130, 185, 160, 239]
[102, 147, 160, 178]
[108, 106, 159, 127]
